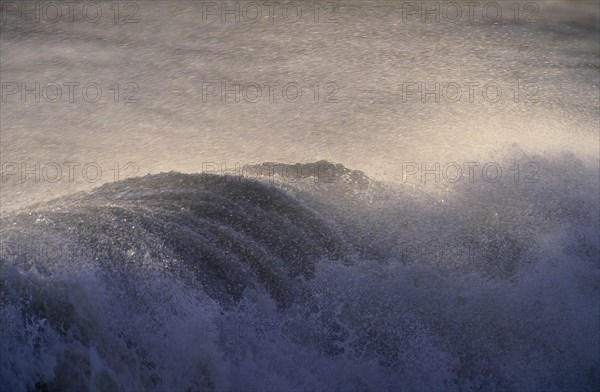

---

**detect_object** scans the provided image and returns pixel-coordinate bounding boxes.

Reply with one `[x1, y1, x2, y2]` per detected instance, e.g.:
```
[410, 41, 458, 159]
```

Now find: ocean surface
[1, 1, 599, 391]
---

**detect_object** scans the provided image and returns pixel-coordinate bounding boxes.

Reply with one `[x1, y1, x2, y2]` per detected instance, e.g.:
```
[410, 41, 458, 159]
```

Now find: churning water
[1, 1, 599, 391]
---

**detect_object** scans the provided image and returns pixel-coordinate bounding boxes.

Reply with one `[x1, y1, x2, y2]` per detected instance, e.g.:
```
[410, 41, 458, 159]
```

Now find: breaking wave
[1, 153, 599, 391]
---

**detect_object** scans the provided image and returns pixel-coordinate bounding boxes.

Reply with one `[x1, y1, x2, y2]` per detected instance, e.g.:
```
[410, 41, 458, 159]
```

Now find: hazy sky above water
[1, 0, 598, 213]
